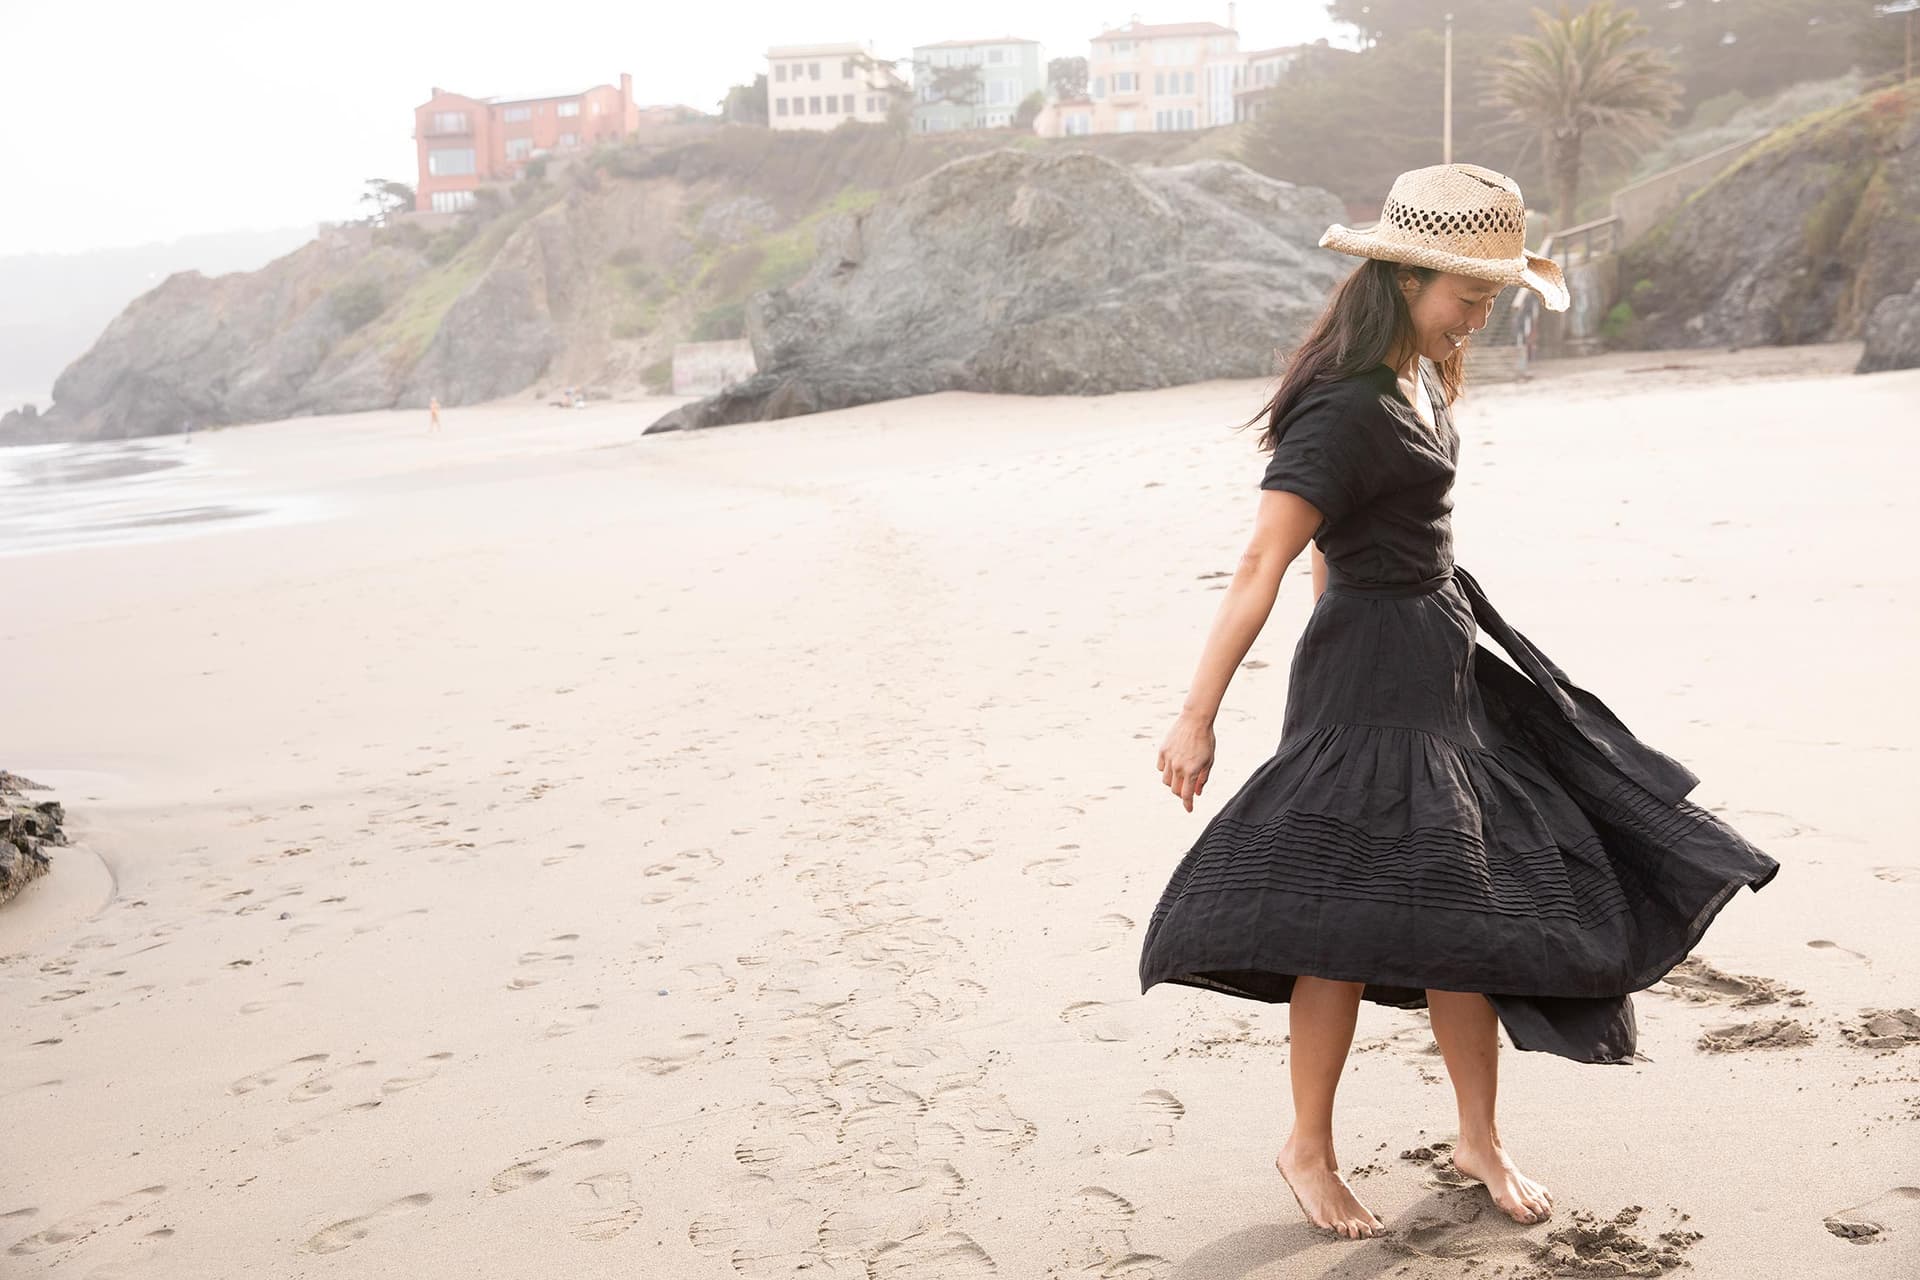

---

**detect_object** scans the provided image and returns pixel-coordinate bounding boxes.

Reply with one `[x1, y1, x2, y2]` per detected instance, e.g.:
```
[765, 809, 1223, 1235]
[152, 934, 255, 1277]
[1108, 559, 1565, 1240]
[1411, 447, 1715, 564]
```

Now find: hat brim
[1319, 224, 1570, 313]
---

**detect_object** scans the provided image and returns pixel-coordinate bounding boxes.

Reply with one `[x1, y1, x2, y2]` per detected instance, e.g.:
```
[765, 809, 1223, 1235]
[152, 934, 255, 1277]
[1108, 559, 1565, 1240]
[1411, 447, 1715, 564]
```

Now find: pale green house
[910, 37, 1044, 132]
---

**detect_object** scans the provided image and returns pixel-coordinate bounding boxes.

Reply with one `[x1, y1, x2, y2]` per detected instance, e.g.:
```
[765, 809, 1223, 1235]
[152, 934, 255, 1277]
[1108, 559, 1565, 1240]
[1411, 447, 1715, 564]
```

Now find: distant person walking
[428, 395, 442, 434]
[1137, 163, 1779, 1241]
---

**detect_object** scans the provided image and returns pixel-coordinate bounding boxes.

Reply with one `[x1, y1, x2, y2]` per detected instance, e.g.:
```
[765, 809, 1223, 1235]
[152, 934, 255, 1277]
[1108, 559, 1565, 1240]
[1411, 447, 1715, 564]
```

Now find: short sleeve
[1258, 386, 1391, 530]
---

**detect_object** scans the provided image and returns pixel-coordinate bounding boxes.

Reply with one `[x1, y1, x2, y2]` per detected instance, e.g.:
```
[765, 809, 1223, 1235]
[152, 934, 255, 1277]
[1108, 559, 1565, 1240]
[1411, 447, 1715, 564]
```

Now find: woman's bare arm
[1160, 490, 1322, 810]
[1176, 489, 1322, 723]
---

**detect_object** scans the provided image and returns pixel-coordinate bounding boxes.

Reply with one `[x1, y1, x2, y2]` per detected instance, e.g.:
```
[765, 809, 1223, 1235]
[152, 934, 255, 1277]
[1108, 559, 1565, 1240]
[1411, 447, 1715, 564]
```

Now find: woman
[1137, 164, 1779, 1241]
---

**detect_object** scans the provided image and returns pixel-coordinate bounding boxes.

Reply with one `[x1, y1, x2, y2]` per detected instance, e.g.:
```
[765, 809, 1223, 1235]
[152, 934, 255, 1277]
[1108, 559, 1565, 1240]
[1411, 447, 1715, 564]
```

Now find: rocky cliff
[647, 150, 1349, 432]
[1617, 81, 1920, 368]
[0, 124, 1259, 446]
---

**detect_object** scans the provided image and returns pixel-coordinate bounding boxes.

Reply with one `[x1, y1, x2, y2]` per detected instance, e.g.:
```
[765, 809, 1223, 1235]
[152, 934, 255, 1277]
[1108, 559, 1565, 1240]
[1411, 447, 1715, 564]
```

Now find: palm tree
[1482, 1, 1681, 233]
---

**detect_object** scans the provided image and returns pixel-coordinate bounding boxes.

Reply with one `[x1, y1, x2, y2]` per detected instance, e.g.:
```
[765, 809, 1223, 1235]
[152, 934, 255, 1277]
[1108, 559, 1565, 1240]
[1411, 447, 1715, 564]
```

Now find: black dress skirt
[1137, 361, 1780, 1065]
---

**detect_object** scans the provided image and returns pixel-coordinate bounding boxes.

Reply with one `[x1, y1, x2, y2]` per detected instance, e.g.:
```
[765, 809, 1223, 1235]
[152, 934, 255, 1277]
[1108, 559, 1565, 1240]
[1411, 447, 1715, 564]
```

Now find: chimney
[1228, 2, 1237, 31]
[620, 72, 632, 103]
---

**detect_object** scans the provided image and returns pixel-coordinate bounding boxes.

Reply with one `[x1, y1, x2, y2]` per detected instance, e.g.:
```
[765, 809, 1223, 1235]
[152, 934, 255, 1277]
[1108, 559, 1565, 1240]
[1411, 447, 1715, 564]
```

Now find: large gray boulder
[1620, 83, 1920, 353]
[1857, 278, 1920, 373]
[648, 150, 1349, 432]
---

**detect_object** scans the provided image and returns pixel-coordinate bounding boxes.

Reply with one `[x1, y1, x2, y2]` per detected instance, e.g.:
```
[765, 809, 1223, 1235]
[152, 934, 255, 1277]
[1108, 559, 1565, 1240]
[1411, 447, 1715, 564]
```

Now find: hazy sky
[1, 1, 1354, 256]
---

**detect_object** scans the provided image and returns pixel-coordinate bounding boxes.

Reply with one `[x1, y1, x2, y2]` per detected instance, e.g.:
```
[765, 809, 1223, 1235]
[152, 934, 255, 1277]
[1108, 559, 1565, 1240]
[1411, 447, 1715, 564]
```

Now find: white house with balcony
[767, 42, 906, 131]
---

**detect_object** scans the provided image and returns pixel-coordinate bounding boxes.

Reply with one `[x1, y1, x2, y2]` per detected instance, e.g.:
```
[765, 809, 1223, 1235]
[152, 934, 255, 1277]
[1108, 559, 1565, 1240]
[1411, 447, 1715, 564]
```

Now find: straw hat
[1319, 163, 1569, 312]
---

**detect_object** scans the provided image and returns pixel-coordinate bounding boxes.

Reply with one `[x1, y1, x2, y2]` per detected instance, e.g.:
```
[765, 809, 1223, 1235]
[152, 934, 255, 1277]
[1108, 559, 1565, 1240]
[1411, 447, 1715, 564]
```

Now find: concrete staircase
[1464, 290, 1527, 382]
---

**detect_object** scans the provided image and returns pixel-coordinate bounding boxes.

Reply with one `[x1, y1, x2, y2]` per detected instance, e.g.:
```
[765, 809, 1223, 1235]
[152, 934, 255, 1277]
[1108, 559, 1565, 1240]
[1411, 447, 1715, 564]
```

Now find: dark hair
[1242, 257, 1468, 452]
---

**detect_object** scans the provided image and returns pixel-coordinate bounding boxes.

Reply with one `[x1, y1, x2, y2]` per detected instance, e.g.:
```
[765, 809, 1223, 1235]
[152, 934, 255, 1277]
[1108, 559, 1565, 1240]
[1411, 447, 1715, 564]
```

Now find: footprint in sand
[1824, 1186, 1920, 1243]
[5, 1185, 166, 1256]
[1871, 866, 1919, 884]
[229, 1052, 331, 1096]
[288, 1058, 380, 1102]
[1653, 956, 1801, 1007]
[274, 1100, 383, 1145]
[1068, 1186, 1170, 1279]
[381, 1051, 455, 1092]
[867, 1226, 999, 1279]
[1061, 1000, 1134, 1043]
[1022, 857, 1078, 888]
[1087, 913, 1136, 953]
[507, 947, 576, 990]
[1095, 1088, 1186, 1157]
[630, 1032, 712, 1075]
[682, 962, 736, 996]
[925, 1083, 1038, 1153]
[301, 1192, 432, 1255]
[1695, 1019, 1816, 1053]
[1807, 939, 1871, 965]
[1839, 1009, 1920, 1051]
[642, 847, 722, 881]
[490, 1138, 609, 1194]
[543, 1004, 601, 1039]
[569, 1172, 644, 1242]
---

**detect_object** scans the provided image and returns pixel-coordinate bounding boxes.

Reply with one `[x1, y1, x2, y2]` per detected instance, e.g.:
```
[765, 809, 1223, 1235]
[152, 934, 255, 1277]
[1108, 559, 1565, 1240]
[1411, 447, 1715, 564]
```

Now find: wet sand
[3, 342, 1917, 1277]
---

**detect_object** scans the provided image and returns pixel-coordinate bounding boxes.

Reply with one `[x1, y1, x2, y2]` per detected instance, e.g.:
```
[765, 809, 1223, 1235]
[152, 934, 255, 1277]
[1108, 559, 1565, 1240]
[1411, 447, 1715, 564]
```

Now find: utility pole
[1880, 1, 1918, 82]
[1443, 12, 1454, 163]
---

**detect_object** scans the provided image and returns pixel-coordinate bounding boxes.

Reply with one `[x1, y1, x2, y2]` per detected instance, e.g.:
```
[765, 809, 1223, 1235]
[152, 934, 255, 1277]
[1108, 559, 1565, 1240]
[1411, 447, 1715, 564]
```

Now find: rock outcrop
[1618, 82, 1920, 357]
[648, 150, 1348, 432]
[1, 125, 1266, 446]
[1, 771, 65, 908]
[1858, 277, 1920, 373]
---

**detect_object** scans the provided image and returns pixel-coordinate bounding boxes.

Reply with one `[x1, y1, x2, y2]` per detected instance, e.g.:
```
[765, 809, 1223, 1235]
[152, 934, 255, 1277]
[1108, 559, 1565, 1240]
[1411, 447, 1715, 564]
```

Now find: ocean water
[0, 436, 330, 557]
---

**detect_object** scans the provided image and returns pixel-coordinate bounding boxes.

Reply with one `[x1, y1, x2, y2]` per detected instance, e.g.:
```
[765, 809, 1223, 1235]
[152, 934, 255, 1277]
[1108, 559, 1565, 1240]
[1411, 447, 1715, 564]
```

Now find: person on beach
[1137, 164, 1780, 1241]
[428, 395, 442, 433]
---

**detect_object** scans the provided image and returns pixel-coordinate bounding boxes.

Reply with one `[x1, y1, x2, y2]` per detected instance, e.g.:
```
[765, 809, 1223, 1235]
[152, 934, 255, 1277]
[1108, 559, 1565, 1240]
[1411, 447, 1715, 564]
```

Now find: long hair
[1243, 258, 1468, 452]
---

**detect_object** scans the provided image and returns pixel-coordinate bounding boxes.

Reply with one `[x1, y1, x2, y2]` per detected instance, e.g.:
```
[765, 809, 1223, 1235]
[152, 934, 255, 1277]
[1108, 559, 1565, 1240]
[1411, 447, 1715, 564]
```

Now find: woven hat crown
[1376, 164, 1528, 259]
[1316, 160, 1569, 311]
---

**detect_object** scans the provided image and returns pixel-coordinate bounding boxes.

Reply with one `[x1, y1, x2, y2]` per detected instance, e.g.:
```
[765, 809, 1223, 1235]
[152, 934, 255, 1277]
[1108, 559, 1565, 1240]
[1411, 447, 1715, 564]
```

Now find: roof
[767, 42, 869, 58]
[1094, 20, 1235, 41]
[914, 36, 1040, 50]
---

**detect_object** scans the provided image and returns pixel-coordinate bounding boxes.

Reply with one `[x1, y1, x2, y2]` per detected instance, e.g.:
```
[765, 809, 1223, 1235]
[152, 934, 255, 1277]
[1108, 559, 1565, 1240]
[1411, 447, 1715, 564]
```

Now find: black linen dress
[1136, 361, 1780, 1065]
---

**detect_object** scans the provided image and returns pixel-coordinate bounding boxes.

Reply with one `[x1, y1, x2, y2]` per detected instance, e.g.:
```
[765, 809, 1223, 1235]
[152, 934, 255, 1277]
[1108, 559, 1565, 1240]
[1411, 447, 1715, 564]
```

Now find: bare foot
[1275, 1141, 1386, 1239]
[1451, 1138, 1553, 1224]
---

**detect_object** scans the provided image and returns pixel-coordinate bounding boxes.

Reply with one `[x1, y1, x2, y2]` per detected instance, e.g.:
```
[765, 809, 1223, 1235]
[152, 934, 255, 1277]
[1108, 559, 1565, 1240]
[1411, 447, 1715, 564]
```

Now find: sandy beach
[3, 342, 1917, 1278]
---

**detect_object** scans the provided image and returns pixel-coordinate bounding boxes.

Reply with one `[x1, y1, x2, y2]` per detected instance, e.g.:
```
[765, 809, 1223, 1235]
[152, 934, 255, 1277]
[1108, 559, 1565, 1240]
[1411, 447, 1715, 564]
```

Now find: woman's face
[1402, 270, 1501, 365]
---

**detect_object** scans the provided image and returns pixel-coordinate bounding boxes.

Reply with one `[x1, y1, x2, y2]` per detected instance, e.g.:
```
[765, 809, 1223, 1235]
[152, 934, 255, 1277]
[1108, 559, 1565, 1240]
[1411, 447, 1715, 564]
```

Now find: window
[842, 59, 854, 77]
[431, 190, 476, 213]
[1091, 75, 1105, 98]
[775, 64, 787, 82]
[987, 46, 1004, 64]
[776, 97, 789, 115]
[867, 95, 881, 112]
[427, 147, 475, 176]
[1114, 71, 1137, 92]
[558, 100, 580, 117]
[809, 95, 821, 114]
[1065, 112, 1090, 135]
[430, 110, 469, 134]
[503, 106, 532, 123]
[808, 61, 820, 80]
[1153, 72, 1164, 94]
[591, 101, 603, 114]
[505, 137, 533, 161]
[987, 79, 1010, 105]
[1184, 71, 1195, 95]
[825, 94, 838, 112]
[559, 132, 577, 148]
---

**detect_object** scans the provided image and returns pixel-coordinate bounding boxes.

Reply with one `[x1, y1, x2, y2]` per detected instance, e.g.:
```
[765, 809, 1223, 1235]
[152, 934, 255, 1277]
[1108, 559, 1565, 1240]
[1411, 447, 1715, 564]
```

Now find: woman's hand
[1157, 713, 1216, 812]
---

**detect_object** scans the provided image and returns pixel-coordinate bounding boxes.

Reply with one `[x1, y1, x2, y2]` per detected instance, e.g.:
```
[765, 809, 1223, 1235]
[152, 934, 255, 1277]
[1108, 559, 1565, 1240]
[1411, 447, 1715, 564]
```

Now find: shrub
[330, 279, 388, 331]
